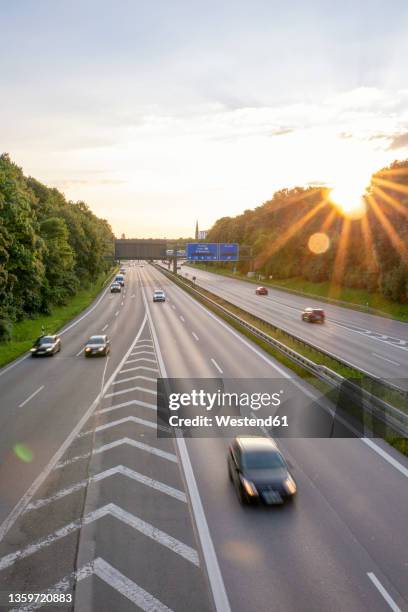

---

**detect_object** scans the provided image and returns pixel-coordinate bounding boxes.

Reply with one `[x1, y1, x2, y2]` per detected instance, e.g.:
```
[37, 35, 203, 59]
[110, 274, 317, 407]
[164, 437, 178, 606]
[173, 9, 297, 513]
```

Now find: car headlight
[30, 348, 37, 352]
[241, 477, 258, 497]
[98, 347, 104, 351]
[46, 348, 52, 352]
[283, 476, 297, 494]
[85, 347, 91, 352]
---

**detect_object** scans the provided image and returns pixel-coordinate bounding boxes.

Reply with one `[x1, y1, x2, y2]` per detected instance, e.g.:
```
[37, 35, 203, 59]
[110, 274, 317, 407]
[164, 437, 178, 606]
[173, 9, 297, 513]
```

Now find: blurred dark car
[255, 286, 268, 295]
[228, 437, 296, 505]
[31, 335, 61, 357]
[301, 307, 325, 323]
[84, 335, 110, 357]
[110, 282, 121, 293]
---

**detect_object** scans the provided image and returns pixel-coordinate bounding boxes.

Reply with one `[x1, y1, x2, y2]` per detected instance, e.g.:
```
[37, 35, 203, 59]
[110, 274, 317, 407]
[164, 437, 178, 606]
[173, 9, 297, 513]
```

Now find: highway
[176, 265, 408, 388]
[0, 262, 407, 611]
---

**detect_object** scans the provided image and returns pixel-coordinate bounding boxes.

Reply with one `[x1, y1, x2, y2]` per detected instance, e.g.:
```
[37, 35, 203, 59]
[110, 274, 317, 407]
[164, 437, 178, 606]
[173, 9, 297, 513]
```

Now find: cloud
[388, 132, 408, 150]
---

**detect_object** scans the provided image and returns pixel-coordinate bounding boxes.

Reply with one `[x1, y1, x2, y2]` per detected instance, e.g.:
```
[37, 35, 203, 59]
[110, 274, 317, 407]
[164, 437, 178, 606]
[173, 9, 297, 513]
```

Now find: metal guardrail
[155, 265, 408, 437]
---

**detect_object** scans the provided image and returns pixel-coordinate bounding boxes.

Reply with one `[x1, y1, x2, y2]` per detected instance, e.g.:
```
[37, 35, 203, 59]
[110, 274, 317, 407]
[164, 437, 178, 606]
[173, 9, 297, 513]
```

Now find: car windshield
[155, 291, 164, 295]
[243, 450, 286, 470]
[88, 337, 104, 345]
[37, 336, 54, 345]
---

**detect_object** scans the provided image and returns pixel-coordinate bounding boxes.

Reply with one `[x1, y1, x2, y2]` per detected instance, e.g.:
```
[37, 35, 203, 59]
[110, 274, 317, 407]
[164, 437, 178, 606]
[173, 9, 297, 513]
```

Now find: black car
[228, 437, 296, 505]
[84, 335, 110, 357]
[31, 335, 61, 357]
[301, 307, 325, 323]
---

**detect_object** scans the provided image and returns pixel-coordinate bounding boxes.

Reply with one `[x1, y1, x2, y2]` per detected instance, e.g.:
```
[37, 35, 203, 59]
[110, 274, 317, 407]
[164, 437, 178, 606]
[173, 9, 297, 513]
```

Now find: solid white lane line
[102, 324, 109, 332]
[26, 465, 187, 511]
[180, 315, 185, 322]
[362, 439, 408, 479]
[0, 503, 198, 572]
[76, 347, 84, 357]
[192, 332, 199, 341]
[211, 358, 223, 374]
[372, 353, 401, 366]
[141, 280, 231, 612]
[54, 438, 177, 469]
[18, 386, 45, 408]
[367, 573, 402, 612]
[0, 315, 148, 543]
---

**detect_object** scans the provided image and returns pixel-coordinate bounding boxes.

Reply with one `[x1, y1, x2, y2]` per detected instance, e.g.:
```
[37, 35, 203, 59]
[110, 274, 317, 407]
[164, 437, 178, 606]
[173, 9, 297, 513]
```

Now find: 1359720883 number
[7, 593, 73, 605]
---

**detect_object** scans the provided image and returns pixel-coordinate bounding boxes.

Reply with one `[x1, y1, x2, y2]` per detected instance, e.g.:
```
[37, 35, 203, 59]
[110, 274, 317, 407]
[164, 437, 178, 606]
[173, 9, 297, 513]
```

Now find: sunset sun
[329, 176, 369, 219]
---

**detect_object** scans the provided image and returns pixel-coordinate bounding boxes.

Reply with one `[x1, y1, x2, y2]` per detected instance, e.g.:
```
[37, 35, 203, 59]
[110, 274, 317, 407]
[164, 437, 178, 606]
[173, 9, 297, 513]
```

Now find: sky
[1, 0, 408, 237]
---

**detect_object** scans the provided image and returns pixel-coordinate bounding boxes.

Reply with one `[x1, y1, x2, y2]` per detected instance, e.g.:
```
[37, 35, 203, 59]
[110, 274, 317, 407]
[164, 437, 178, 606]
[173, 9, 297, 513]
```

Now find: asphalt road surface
[0, 262, 406, 612]
[176, 265, 408, 389]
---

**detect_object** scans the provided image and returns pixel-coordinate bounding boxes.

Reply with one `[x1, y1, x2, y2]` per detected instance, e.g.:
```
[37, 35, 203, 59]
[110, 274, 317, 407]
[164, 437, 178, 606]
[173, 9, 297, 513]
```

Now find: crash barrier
[154, 265, 408, 438]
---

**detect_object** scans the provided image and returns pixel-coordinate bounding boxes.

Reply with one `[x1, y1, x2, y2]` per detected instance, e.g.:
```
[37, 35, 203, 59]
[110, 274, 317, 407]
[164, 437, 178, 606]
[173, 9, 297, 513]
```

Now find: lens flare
[329, 181, 368, 219]
[308, 232, 330, 254]
[13, 443, 33, 463]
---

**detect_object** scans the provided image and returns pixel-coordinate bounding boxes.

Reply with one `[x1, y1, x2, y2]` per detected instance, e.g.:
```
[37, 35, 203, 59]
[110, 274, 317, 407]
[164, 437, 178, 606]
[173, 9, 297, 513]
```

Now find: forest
[207, 160, 408, 304]
[0, 154, 114, 340]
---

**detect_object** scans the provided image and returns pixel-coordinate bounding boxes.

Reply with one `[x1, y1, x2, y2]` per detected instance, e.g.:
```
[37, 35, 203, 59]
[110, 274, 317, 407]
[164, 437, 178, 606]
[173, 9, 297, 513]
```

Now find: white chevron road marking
[0, 503, 199, 573]
[120, 365, 159, 374]
[25, 465, 186, 511]
[125, 357, 157, 365]
[78, 416, 168, 437]
[54, 437, 177, 469]
[112, 375, 157, 385]
[11, 557, 174, 612]
[96, 399, 157, 414]
[105, 385, 157, 399]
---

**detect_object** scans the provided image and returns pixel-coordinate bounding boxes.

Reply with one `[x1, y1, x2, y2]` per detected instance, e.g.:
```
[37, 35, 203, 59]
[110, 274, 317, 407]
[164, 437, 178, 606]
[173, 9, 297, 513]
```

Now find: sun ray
[329, 217, 351, 299]
[371, 184, 408, 218]
[372, 176, 408, 197]
[360, 209, 379, 272]
[320, 207, 337, 232]
[255, 198, 329, 268]
[366, 194, 408, 265]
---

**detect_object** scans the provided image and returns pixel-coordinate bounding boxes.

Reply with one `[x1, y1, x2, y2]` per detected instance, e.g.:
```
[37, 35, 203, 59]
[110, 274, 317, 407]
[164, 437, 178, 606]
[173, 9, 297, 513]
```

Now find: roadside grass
[159, 267, 408, 458]
[188, 263, 408, 322]
[0, 268, 116, 369]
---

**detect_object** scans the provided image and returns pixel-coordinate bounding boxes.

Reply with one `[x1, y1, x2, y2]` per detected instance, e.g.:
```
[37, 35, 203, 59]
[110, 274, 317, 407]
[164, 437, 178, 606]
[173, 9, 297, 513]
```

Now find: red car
[255, 286, 268, 295]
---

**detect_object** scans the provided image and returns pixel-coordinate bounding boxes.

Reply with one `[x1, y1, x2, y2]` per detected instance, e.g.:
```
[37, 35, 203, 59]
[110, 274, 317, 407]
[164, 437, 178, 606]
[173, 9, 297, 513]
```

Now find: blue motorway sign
[219, 243, 239, 261]
[186, 243, 218, 261]
[186, 243, 239, 261]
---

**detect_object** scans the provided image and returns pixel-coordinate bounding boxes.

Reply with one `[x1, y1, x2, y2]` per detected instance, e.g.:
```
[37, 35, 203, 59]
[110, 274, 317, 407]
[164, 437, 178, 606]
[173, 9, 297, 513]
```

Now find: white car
[153, 290, 166, 302]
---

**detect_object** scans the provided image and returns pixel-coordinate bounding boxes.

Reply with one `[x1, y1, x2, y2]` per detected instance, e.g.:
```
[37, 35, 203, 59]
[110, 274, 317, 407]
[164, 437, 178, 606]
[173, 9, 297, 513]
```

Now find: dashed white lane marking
[121, 301, 124, 306]
[180, 315, 185, 322]
[120, 365, 159, 375]
[75, 347, 84, 357]
[78, 416, 159, 437]
[97, 399, 156, 414]
[192, 332, 199, 341]
[367, 573, 402, 612]
[372, 353, 401, 366]
[171, 304, 176, 310]
[115, 310, 120, 316]
[131, 294, 136, 298]
[54, 438, 177, 469]
[102, 324, 109, 332]
[18, 385, 45, 408]
[105, 385, 157, 399]
[26, 465, 187, 511]
[113, 375, 156, 385]
[210, 358, 223, 374]
[0, 503, 198, 572]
